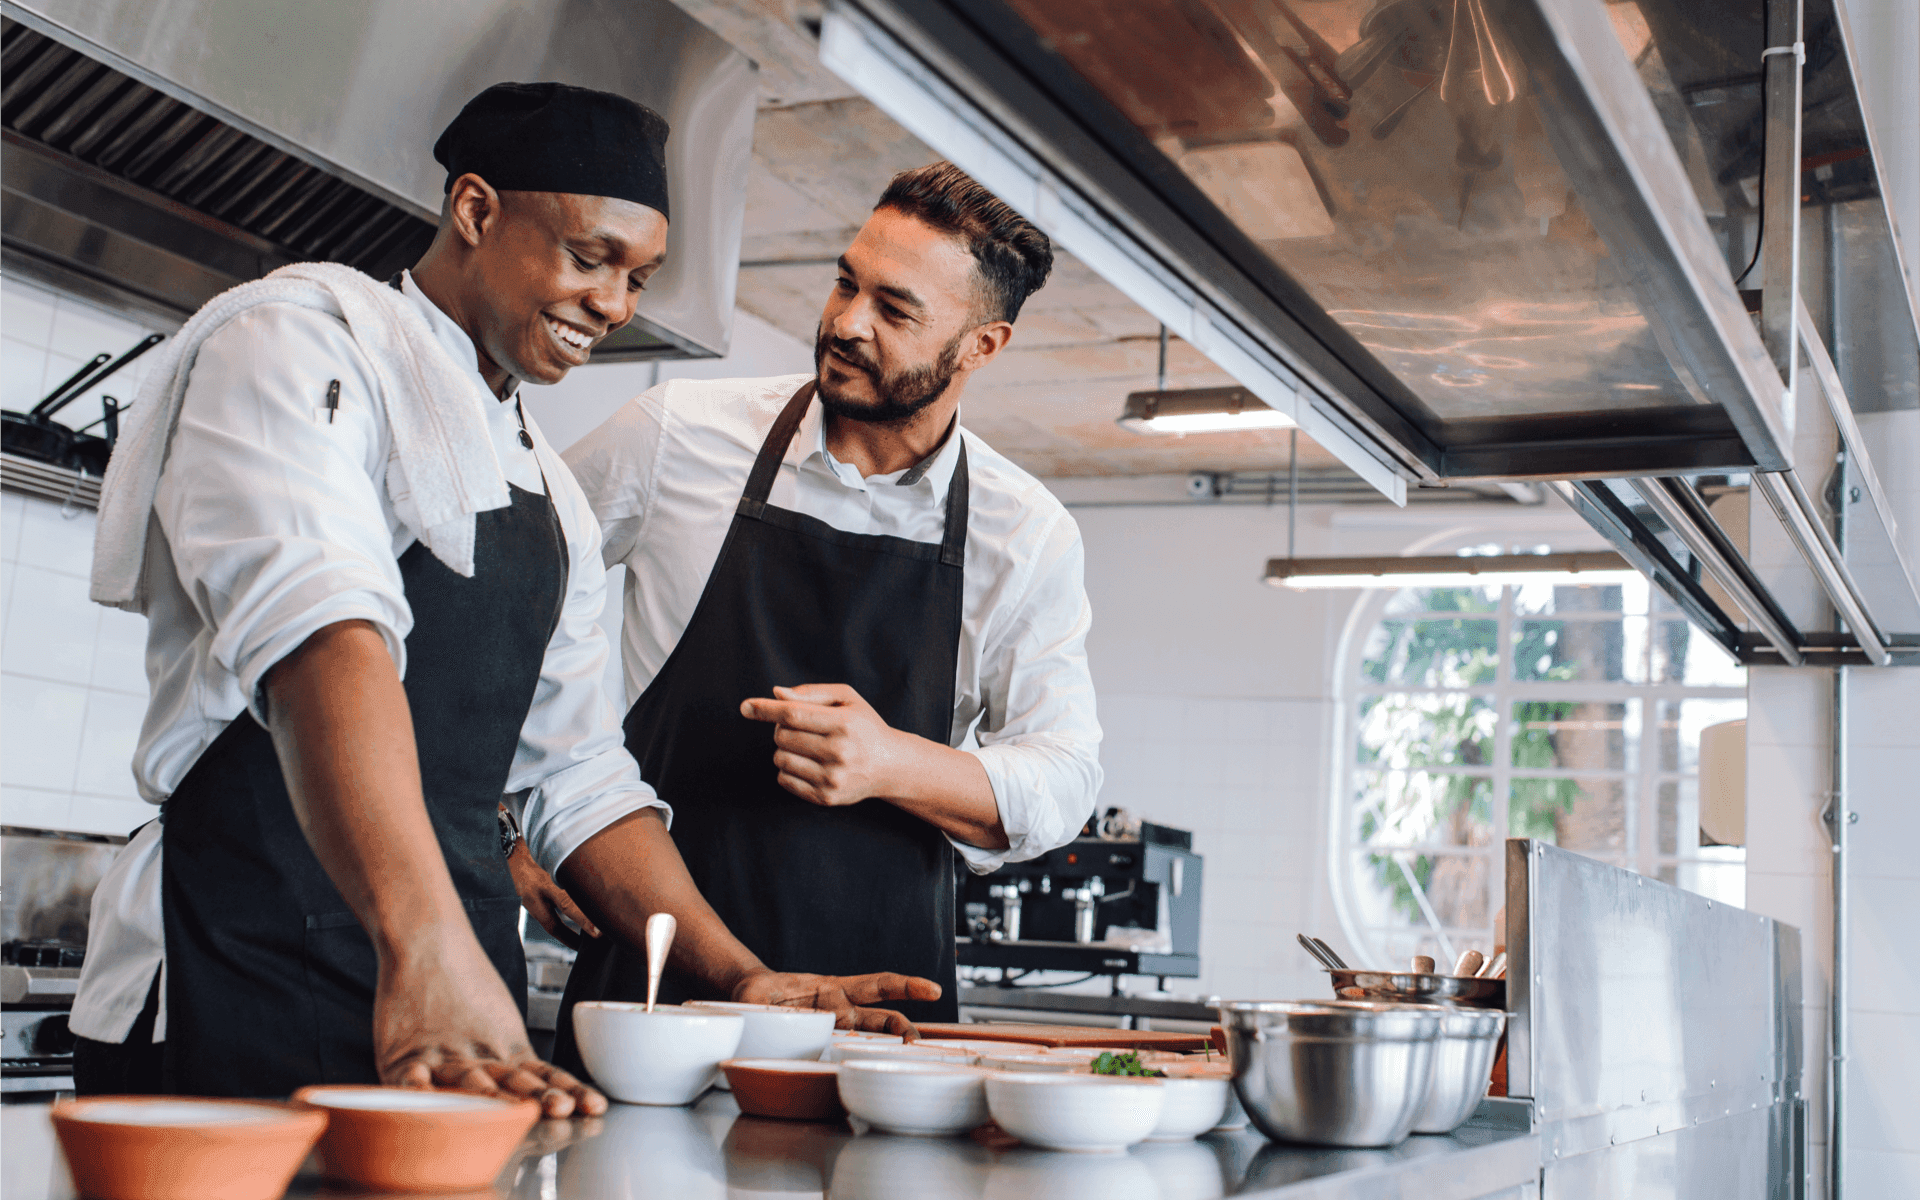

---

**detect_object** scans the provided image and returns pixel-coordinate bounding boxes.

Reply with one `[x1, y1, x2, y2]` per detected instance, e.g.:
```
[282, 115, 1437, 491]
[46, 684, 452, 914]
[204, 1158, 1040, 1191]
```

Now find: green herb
[1090, 1051, 1165, 1078]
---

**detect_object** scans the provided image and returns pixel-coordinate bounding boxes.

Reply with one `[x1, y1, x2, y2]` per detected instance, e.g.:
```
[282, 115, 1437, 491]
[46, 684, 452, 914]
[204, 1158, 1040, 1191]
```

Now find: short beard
[814, 326, 962, 425]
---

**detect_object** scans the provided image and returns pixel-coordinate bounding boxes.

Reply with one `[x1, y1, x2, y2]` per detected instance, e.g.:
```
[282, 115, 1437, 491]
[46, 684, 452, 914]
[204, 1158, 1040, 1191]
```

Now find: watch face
[499, 810, 519, 859]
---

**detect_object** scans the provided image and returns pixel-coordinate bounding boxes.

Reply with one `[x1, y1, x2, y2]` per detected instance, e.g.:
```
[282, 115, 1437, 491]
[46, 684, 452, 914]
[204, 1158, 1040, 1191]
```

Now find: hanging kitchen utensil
[3, 335, 164, 474]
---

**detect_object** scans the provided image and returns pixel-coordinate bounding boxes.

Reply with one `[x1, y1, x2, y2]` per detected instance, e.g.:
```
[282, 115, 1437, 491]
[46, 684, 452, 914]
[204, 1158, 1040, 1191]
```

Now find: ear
[957, 319, 1014, 373]
[445, 173, 505, 250]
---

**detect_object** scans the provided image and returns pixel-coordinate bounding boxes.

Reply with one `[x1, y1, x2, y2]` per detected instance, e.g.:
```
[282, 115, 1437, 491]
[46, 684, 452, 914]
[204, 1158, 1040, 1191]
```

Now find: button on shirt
[71, 273, 663, 1043]
[562, 373, 1103, 873]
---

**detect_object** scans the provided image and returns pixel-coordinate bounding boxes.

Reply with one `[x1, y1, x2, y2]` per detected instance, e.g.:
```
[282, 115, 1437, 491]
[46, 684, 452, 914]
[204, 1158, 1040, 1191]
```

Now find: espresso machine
[956, 820, 1202, 981]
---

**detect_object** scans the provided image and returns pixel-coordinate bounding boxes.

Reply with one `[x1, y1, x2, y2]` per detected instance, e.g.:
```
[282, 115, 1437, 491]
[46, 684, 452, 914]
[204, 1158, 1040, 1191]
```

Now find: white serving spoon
[644, 911, 677, 1013]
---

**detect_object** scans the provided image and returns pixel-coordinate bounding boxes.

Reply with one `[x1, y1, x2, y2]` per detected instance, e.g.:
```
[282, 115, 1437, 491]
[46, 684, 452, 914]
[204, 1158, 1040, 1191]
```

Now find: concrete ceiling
[671, 0, 1352, 478]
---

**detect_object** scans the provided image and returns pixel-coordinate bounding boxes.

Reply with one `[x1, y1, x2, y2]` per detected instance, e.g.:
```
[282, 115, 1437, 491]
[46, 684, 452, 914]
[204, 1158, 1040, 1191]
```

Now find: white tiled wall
[2, 275, 169, 838]
[1, 491, 156, 837]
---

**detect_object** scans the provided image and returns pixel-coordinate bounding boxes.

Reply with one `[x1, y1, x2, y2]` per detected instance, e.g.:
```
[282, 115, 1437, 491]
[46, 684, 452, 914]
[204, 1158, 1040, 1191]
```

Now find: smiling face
[435, 177, 668, 389]
[815, 207, 1009, 425]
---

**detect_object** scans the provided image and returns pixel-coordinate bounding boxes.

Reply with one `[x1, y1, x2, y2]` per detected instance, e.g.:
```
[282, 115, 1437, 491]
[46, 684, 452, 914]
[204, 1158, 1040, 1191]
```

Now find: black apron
[159, 477, 567, 1098]
[555, 382, 967, 1073]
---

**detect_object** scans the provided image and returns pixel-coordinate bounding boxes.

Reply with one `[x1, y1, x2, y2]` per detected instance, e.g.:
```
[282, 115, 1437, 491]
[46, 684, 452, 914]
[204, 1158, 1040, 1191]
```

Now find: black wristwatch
[498, 805, 522, 859]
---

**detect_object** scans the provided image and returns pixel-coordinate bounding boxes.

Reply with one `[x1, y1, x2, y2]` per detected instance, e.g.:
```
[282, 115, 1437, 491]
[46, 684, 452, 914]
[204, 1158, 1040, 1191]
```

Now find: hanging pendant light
[1263, 551, 1638, 590]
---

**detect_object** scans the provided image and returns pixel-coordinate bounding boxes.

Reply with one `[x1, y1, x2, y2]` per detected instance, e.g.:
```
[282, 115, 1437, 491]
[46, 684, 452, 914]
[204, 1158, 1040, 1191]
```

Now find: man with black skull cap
[71, 82, 934, 1112]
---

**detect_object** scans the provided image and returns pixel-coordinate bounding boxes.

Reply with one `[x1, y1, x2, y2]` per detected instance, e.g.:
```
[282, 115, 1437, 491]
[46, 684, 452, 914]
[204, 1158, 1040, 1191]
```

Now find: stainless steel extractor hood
[816, 0, 1919, 665]
[2, 0, 756, 360]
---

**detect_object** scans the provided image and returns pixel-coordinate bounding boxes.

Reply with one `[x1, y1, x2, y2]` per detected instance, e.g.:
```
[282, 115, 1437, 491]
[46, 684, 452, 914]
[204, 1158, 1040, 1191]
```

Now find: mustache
[819, 334, 878, 375]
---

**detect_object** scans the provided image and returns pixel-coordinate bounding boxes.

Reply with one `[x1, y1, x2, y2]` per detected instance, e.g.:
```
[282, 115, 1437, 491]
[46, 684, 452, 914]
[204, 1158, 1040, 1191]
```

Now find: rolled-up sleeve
[956, 511, 1103, 873]
[514, 434, 669, 875]
[155, 305, 411, 722]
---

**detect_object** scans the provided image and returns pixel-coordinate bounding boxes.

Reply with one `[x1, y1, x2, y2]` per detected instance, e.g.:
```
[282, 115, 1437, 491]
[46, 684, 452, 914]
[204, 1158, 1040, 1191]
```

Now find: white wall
[1, 277, 169, 838]
[1072, 497, 1608, 1004]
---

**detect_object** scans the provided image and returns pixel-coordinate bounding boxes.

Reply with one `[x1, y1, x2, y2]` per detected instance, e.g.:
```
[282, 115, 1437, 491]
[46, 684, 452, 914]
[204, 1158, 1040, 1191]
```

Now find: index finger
[739, 698, 843, 734]
[832, 972, 945, 1007]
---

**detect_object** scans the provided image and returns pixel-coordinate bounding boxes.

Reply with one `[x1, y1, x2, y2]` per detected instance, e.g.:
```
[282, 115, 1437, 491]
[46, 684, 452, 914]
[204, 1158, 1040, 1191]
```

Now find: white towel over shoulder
[90, 262, 509, 613]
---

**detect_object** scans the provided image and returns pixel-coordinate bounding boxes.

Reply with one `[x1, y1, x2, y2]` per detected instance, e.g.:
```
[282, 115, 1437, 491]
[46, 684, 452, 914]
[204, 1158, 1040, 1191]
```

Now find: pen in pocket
[325, 379, 340, 424]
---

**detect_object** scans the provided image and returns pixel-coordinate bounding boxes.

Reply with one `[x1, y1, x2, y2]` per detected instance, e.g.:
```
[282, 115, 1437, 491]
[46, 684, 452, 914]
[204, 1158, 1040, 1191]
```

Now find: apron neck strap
[742, 379, 970, 567]
[743, 380, 816, 505]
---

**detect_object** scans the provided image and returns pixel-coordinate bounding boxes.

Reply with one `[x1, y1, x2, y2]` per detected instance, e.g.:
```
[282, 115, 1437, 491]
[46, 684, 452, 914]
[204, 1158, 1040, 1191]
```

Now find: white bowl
[984, 1073, 1166, 1153]
[828, 1040, 977, 1066]
[832, 1030, 904, 1043]
[1144, 1073, 1231, 1141]
[684, 1000, 835, 1061]
[571, 1002, 745, 1106]
[836, 1059, 990, 1136]
[979, 1052, 1083, 1074]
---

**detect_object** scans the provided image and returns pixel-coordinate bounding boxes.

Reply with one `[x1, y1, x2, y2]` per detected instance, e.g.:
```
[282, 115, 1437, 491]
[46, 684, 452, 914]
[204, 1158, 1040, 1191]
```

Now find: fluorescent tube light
[1263, 552, 1638, 590]
[1119, 386, 1295, 435]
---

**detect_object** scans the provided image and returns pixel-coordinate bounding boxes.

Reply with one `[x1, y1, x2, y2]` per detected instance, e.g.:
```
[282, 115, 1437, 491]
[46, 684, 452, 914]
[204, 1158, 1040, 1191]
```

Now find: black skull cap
[434, 82, 670, 220]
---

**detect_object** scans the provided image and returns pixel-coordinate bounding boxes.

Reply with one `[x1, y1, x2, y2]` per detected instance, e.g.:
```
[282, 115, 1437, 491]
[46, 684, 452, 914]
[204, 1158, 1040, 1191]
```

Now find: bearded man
[552, 163, 1102, 1062]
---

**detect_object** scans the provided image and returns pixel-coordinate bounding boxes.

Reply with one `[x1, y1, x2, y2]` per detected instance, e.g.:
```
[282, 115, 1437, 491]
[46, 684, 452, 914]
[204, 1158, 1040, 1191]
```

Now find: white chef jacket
[561, 373, 1103, 874]
[71, 273, 664, 1044]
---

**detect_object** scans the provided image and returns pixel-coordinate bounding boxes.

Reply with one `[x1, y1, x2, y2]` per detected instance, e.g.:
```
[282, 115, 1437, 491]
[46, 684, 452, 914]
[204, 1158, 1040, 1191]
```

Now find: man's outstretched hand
[732, 968, 943, 1037]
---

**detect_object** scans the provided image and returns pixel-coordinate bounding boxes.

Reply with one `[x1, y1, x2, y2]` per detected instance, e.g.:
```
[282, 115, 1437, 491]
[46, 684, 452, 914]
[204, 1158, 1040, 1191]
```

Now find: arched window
[1329, 554, 1747, 970]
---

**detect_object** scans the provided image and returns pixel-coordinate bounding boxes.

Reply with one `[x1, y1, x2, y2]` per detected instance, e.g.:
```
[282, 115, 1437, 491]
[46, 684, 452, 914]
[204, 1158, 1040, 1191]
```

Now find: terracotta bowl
[720, 1058, 846, 1121]
[50, 1095, 327, 1200]
[291, 1085, 540, 1193]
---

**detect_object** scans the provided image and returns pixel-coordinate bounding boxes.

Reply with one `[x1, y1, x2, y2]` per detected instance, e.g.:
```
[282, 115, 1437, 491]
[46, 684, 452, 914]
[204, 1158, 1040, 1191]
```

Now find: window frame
[1327, 561, 1746, 970]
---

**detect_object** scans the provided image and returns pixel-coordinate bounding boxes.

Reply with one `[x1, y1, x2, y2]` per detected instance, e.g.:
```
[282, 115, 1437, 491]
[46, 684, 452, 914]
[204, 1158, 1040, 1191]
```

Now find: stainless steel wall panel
[1541, 1105, 1775, 1200]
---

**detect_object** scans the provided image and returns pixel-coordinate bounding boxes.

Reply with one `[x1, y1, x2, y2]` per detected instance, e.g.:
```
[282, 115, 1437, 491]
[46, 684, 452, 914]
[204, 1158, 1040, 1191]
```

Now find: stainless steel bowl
[1410, 1007, 1506, 1134]
[1219, 1001, 1443, 1148]
[1325, 969, 1506, 1009]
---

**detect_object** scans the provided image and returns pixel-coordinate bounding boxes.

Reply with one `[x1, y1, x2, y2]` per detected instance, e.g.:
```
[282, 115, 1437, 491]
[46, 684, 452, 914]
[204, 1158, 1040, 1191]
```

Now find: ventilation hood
[818, 0, 1919, 665]
[2, 0, 755, 359]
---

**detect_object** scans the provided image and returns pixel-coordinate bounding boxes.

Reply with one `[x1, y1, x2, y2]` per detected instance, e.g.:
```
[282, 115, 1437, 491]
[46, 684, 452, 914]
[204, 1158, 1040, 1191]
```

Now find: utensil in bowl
[836, 1059, 990, 1135]
[1323, 968, 1506, 1008]
[1309, 936, 1350, 970]
[51, 1096, 328, 1200]
[1220, 1000, 1444, 1147]
[720, 1058, 845, 1121]
[291, 1085, 539, 1192]
[1296, 933, 1342, 970]
[1409, 1007, 1506, 1134]
[644, 911, 675, 1012]
[983, 1073, 1166, 1152]
[572, 1001, 745, 1105]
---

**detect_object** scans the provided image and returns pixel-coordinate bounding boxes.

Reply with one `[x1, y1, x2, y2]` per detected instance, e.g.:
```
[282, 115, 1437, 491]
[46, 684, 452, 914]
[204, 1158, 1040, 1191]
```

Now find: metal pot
[1409, 1006, 1506, 1134]
[1219, 1000, 1442, 1147]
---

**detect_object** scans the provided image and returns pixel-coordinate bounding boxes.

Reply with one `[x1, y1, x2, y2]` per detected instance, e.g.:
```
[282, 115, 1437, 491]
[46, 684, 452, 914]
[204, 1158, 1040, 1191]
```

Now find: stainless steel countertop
[4, 1092, 1539, 1199]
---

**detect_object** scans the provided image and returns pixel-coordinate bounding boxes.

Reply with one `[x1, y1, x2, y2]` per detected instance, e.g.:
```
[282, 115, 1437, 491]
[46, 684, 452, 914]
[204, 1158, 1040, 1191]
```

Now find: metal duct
[2, 0, 755, 360]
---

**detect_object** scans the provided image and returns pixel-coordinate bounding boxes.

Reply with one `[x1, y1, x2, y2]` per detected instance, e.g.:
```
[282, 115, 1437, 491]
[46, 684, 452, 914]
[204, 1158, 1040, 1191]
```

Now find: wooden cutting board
[912, 1022, 1212, 1052]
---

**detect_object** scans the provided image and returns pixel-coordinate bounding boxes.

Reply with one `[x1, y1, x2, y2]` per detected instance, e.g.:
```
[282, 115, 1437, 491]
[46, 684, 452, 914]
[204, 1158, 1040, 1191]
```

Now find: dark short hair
[876, 162, 1053, 324]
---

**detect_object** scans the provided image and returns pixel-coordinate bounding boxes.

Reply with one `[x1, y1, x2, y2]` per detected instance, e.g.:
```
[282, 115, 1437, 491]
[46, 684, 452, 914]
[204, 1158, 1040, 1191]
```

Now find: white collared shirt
[561, 373, 1103, 873]
[71, 273, 663, 1044]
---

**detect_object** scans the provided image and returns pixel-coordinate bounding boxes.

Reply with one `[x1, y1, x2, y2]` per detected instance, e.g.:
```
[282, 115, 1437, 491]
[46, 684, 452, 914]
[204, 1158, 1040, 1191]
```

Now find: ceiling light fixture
[1120, 324, 1295, 435]
[1119, 385, 1296, 435]
[1263, 551, 1639, 590]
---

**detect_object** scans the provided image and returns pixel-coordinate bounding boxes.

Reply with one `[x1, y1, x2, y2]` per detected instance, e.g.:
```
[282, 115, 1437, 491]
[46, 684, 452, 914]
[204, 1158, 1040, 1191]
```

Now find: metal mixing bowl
[1218, 1001, 1443, 1148]
[1409, 1007, 1506, 1134]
